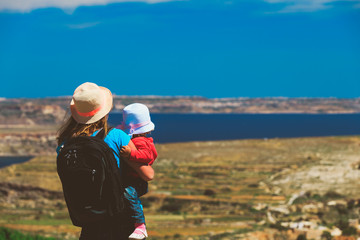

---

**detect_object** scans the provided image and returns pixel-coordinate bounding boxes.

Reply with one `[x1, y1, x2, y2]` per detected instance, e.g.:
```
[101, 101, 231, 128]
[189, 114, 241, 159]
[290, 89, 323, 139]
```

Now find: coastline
[2, 112, 360, 153]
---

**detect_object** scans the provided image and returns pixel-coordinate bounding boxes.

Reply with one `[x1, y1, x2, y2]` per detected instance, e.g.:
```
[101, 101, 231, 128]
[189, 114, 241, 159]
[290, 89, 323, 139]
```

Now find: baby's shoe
[129, 223, 148, 240]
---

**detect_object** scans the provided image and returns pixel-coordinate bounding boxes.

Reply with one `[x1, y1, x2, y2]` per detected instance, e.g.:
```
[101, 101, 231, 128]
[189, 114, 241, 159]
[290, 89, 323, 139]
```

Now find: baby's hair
[132, 131, 152, 139]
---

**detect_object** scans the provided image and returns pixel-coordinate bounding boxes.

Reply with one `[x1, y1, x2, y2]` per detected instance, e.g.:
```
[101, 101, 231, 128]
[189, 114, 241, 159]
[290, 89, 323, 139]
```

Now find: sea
[0, 156, 34, 169]
[108, 113, 360, 143]
[2, 113, 360, 168]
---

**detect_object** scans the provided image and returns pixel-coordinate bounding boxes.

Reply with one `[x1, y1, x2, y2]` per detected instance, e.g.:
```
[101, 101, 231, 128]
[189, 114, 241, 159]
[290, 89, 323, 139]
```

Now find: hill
[0, 135, 360, 239]
[1, 97, 360, 127]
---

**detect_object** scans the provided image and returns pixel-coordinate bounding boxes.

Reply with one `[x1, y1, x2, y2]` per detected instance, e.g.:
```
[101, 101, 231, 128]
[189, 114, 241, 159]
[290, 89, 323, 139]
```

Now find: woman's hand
[120, 145, 131, 159]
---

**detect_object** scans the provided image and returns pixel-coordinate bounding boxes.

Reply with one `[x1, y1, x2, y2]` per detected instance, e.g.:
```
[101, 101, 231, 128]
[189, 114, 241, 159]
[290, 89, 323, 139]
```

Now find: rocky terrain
[0, 133, 360, 239]
[0, 100, 66, 126]
[1, 96, 360, 128]
[0, 130, 57, 156]
[1, 97, 360, 239]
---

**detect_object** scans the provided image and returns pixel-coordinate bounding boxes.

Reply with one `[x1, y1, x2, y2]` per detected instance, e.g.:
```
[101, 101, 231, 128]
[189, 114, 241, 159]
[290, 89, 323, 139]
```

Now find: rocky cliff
[1, 97, 360, 127]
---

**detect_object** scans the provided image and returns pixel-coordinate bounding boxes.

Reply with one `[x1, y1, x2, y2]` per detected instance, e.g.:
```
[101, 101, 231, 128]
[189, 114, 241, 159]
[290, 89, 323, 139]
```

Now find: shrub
[347, 199, 355, 209]
[342, 226, 357, 236]
[324, 191, 343, 199]
[0, 227, 57, 240]
[296, 234, 307, 240]
[203, 189, 216, 197]
[160, 198, 184, 213]
[270, 223, 288, 231]
[321, 231, 332, 240]
[248, 183, 259, 188]
[336, 218, 349, 230]
[173, 233, 181, 238]
[140, 198, 151, 208]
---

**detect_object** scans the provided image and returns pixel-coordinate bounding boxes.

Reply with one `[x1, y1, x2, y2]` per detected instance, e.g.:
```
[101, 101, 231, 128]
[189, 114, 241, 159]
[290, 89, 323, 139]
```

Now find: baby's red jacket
[130, 137, 157, 165]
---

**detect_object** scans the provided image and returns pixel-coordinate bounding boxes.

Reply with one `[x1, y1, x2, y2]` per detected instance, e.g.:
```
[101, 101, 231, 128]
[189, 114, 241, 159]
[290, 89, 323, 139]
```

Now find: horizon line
[1, 95, 360, 100]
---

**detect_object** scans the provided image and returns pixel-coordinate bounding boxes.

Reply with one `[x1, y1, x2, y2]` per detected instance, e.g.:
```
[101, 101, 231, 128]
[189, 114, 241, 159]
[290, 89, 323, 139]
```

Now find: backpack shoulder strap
[94, 127, 120, 160]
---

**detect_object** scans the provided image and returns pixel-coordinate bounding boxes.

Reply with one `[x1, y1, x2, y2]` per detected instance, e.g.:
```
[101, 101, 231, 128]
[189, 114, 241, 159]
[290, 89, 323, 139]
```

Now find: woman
[57, 82, 154, 239]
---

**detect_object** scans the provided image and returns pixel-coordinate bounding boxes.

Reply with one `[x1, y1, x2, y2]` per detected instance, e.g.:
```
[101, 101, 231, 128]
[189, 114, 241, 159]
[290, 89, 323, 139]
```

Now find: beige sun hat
[70, 82, 113, 124]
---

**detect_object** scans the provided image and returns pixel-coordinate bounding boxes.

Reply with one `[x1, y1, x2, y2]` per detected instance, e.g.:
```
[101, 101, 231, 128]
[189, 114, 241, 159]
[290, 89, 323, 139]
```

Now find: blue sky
[0, 0, 359, 98]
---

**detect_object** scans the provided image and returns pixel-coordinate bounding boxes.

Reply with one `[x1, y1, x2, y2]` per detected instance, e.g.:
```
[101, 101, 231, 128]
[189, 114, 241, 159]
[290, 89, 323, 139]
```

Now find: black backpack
[57, 128, 124, 227]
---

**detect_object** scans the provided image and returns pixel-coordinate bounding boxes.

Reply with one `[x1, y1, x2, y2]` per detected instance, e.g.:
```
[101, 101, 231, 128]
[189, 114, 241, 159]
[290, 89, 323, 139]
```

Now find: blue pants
[123, 178, 148, 224]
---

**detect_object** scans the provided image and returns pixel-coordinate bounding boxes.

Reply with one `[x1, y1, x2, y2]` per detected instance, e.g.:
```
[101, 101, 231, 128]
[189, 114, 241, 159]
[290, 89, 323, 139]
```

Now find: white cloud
[264, 0, 360, 12]
[1, 0, 358, 14]
[0, 0, 177, 13]
[67, 21, 100, 29]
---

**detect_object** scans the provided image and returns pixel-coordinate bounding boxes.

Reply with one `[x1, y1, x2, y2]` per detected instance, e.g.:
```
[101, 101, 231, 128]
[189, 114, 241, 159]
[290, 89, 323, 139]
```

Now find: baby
[118, 103, 157, 240]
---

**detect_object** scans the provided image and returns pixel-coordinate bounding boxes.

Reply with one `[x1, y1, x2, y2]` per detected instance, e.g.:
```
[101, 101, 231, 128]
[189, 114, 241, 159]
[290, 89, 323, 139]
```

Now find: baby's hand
[120, 145, 131, 158]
